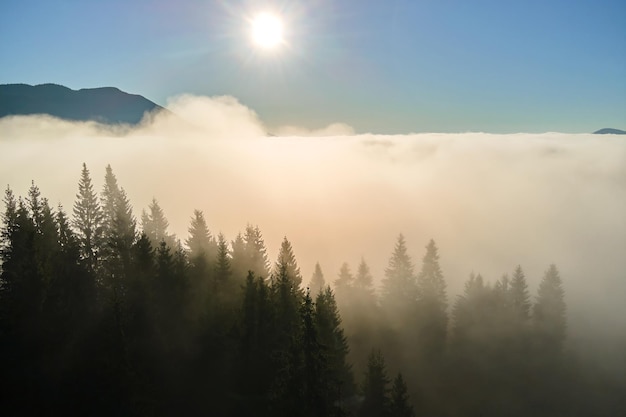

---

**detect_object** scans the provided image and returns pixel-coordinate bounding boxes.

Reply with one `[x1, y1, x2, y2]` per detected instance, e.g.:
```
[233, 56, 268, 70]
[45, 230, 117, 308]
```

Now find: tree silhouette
[381, 234, 416, 324]
[315, 286, 355, 399]
[274, 236, 302, 289]
[309, 261, 326, 296]
[533, 264, 566, 356]
[359, 349, 390, 417]
[72, 163, 104, 273]
[389, 373, 414, 417]
[141, 198, 175, 249]
[415, 239, 448, 360]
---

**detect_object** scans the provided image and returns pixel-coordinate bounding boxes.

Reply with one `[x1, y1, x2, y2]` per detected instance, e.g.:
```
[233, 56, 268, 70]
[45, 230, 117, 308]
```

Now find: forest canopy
[0, 164, 624, 416]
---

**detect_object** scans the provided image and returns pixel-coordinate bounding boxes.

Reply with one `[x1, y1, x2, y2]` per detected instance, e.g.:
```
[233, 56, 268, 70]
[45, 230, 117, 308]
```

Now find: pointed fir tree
[244, 224, 270, 281]
[186, 209, 216, 262]
[72, 163, 104, 273]
[359, 349, 391, 417]
[273, 236, 303, 289]
[355, 258, 375, 296]
[141, 198, 174, 249]
[416, 239, 447, 308]
[214, 233, 231, 284]
[300, 289, 333, 417]
[380, 234, 416, 322]
[230, 232, 247, 281]
[1, 187, 18, 267]
[309, 262, 326, 296]
[510, 265, 531, 320]
[315, 286, 355, 399]
[389, 373, 415, 417]
[109, 187, 137, 258]
[452, 272, 486, 346]
[101, 164, 121, 238]
[334, 262, 354, 308]
[100, 166, 136, 265]
[415, 239, 448, 360]
[533, 264, 567, 356]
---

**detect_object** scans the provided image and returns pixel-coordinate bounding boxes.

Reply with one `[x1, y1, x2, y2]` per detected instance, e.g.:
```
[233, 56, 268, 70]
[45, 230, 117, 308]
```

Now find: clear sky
[1, 0, 624, 133]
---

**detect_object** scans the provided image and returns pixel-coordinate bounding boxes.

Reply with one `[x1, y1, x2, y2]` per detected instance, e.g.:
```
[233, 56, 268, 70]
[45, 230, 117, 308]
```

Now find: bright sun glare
[251, 12, 284, 49]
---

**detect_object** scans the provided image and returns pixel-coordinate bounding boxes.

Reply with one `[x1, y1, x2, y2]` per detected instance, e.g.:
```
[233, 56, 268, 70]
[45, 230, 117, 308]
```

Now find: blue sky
[1, 0, 624, 133]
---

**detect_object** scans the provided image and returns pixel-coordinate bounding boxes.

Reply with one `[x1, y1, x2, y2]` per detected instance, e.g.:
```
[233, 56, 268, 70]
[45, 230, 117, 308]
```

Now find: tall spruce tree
[186, 209, 216, 262]
[72, 163, 104, 273]
[334, 262, 354, 309]
[380, 234, 416, 323]
[274, 237, 302, 289]
[359, 349, 391, 417]
[533, 264, 567, 356]
[355, 258, 375, 297]
[415, 239, 448, 359]
[389, 373, 415, 417]
[141, 198, 175, 249]
[315, 286, 355, 399]
[510, 265, 531, 320]
[309, 262, 326, 296]
[244, 225, 271, 281]
[300, 290, 332, 417]
[214, 233, 232, 287]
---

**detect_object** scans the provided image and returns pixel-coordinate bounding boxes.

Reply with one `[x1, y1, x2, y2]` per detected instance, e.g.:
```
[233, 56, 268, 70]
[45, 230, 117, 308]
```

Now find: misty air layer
[0, 96, 625, 416]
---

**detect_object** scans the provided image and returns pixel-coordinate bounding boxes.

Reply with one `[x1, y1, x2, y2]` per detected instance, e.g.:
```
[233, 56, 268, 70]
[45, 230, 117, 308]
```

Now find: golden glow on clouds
[1, 96, 624, 328]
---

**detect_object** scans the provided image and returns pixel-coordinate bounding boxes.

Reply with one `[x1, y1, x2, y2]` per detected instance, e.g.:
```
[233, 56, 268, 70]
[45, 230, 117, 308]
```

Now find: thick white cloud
[1, 95, 625, 342]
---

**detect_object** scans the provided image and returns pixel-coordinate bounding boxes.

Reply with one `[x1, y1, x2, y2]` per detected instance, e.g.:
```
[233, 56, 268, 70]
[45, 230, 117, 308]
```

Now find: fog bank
[1, 95, 624, 343]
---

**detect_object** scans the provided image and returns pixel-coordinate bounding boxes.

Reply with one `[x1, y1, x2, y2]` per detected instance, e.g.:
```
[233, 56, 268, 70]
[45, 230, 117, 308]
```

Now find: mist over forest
[1, 95, 625, 416]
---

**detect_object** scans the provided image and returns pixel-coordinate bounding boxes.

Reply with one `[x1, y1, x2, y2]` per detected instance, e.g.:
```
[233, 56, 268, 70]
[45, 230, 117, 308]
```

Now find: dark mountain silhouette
[0, 83, 164, 124]
[593, 128, 626, 135]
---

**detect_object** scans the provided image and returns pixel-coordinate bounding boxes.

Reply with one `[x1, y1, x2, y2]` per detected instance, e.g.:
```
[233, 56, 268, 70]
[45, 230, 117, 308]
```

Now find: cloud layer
[1, 95, 625, 342]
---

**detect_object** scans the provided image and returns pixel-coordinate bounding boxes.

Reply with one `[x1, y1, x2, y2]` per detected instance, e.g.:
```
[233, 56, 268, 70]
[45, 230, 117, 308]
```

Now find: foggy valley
[1, 95, 625, 416]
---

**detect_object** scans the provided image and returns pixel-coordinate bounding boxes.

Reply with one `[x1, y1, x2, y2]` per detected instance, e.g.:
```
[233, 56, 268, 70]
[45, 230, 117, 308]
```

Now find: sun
[251, 12, 284, 49]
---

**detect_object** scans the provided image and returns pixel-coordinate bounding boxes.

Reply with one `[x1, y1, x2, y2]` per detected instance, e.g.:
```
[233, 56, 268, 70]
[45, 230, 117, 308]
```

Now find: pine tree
[238, 271, 274, 413]
[510, 265, 531, 320]
[141, 198, 175, 249]
[334, 262, 354, 308]
[271, 262, 302, 345]
[101, 164, 121, 239]
[315, 286, 355, 399]
[300, 290, 332, 416]
[100, 166, 136, 267]
[27, 181, 44, 231]
[415, 239, 448, 359]
[309, 262, 326, 296]
[380, 234, 416, 323]
[273, 237, 302, 289]
[72, 163, 104, 273]
[389, 373, 414, 417]
[269, 262, 305, 416]
[533, 264, 566, 356]
[0, 186, 17, 264]
[230, 232, 247, 281]
[186, 209, 215, 262]
[0, 197, 49, 414]
[416, 239, 447, 308]
[214, 233, 231, 286]
[244, 225, 270, 281]
[359, 349, 390, 417]
[452, 272, 485, 346]
[355, 258, 375, 296]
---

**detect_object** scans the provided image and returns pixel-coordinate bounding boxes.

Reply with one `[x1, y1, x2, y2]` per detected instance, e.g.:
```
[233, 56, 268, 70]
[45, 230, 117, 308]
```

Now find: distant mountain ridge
[593, 128, 626, 135]
[0, 83, 164, 125]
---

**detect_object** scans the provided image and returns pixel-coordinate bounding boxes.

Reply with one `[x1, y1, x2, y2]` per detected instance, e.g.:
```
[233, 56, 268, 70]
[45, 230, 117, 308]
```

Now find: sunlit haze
[251, 12, 284, 49]
[1, 98, 624, 338]
[1, 0, 625, 414]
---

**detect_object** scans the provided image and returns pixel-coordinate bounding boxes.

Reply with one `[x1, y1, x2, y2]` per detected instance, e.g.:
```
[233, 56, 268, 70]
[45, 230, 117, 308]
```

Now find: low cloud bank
[1, 94, 625, 345]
